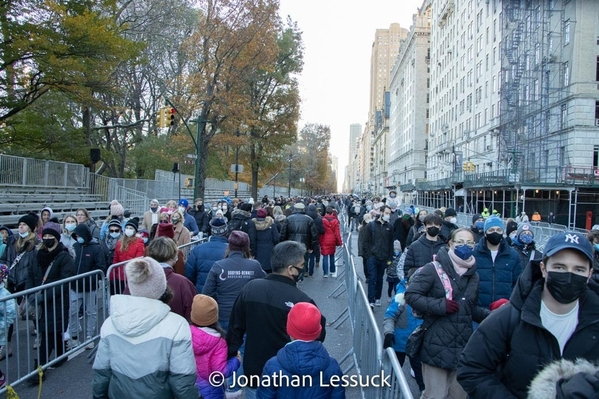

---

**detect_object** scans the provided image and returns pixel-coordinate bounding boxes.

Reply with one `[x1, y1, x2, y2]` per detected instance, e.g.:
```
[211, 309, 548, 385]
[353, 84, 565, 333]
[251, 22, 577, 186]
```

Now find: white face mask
[222, 206, 227, 211]
[124, 227, 135, 237]
[65, 223, 76, 232]
[178, 206, 186, 214]
[450, 217, 457, 224]
[212, 207, 218, 211]
[382, 214, 390, 222]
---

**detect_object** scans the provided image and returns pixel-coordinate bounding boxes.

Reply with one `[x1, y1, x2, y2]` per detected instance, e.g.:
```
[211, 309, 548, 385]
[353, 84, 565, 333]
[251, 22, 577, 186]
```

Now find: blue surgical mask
[519, 234, 533, 245]
[19, 232, 29, 238]
[475, 221, 484, 230]
[594, 244, 599, 252]
[109, 232, 121, 239]
[454, 245, 473, 260]
[77, 237, 85, 244]
[65, 223, 76, 232]
[366, 206, 372, 211]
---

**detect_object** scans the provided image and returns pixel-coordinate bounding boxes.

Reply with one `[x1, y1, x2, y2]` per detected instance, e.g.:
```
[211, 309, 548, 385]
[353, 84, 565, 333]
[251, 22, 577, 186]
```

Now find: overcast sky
[278, 0, 424, 191]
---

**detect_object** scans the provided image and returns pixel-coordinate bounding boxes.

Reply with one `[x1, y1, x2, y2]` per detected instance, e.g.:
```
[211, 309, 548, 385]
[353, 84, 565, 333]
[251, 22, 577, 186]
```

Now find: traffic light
[168, 107, 175, 126]
[469, 162, 475, 172]
[156, 107, 166, 128]
[185, 177, 194, 188]
[463, 162, 468, 172]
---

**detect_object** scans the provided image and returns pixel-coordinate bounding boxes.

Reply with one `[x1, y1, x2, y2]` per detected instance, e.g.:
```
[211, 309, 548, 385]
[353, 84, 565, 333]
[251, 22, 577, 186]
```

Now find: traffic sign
[230, 164, 243, 173]
[187, 154, 198, 159]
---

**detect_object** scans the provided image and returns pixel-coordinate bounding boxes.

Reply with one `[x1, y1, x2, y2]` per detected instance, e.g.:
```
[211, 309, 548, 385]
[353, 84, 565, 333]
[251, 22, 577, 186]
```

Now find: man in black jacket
[280, 202, 318, 279]
[228, 203, 258, 257]
[187, 198, 209, 236]
[226, 241, 326, 398]
[69, 223, 107, 349]
[363, 206, 394, 309]
[457, 232, 599, 399]
[403, 214, 446, 274]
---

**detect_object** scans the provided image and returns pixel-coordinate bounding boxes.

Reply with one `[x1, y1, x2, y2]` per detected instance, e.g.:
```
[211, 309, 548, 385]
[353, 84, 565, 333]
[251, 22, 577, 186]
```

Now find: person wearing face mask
[141, 199, 160, 231]
[26, 224, 75, 383]
[458, 232, 599, 399]
[363, 206, 395, 309]
[406, 210, 429, 247]
[469, 214, 485, 243]
[188, 199, 209, 236]
[177, 198, 199, 237]
[405, 228, 489, 399]
[170, 210, 191, 260]
[99, 219, 122, 269]
[0, 213, 39, 361]
[68, 223, 107, 350]
[511, 223, 542, 272]
[61, 215, 78, 259]
[504, 219, 519, 246]
[403, 214, 447, 284]
[111, 218, 145, 295]
[440, 208, 459, 243]
[226, 241, 326, 399]
[471, 216, 521, 309]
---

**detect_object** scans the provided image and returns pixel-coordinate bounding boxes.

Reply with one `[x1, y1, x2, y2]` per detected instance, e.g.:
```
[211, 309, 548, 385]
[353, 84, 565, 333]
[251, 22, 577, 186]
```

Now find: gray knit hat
[125, 257, 167, 300]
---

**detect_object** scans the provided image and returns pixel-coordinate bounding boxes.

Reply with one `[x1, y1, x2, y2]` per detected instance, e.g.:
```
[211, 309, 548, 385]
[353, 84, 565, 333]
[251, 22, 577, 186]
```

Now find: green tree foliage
[0, 0, 137, 122]
[245, 17, 303, 200]
[295, 123, 336, 195]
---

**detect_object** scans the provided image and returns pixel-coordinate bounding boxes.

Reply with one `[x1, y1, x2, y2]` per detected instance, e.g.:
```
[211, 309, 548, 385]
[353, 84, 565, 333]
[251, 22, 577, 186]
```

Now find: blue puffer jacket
[472, 237, 521, 308]
[257, 340, 345, 399]
[383, 280, 423, 352]
[185, 235, 227, 293]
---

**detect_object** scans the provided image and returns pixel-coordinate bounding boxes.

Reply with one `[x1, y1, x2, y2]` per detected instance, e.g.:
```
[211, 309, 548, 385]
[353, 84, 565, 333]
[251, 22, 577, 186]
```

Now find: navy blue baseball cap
[543, 232, 593, 264]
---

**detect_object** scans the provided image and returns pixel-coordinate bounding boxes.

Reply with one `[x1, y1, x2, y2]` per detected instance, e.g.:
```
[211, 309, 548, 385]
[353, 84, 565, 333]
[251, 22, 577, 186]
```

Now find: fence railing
[0, 270, 107, 391]
[0, 154, 89, 189]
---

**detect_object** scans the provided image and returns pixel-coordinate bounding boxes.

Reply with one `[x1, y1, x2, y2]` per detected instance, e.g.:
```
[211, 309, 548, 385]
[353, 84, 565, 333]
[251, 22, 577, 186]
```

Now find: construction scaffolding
[499, 0, 568, 184]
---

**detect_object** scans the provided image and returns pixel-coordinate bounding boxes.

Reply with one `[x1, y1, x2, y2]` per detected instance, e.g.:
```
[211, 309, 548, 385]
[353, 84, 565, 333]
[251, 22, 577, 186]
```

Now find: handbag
[25, 260, 56, 320]
[7, 252, 25, 285]
[405, 323, 428, 358]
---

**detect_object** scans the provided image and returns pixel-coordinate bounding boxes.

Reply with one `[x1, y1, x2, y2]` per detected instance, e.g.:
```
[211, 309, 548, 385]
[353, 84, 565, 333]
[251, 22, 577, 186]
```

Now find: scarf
[448, 249, 476, 276]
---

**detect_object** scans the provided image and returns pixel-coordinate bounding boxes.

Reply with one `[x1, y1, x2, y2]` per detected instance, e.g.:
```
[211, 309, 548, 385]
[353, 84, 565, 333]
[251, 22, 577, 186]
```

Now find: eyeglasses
[453, 240, 476, 248]
[109, 229, 121, 233]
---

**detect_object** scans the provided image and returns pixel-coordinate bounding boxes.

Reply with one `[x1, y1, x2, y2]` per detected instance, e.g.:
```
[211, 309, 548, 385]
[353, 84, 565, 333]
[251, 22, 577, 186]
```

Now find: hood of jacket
[528, 358, 599, 399]
[231, 209, 251, 219]
[109, 295, 171, 337]
[42, 207, 54, 219]
[72, 224, 92, 244]
[306, 205, 320, 219]
[190, 325, 222, 357]
[276, 340, 332, 376]
[253, 216, 274, 231]
[0, 226, 13, 237]
[274, 214, 286, 223]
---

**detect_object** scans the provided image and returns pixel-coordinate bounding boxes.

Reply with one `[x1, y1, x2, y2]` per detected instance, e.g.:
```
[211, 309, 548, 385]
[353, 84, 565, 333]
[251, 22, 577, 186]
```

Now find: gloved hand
[445, 299, 460, 314]
[383, 334, 395, 349]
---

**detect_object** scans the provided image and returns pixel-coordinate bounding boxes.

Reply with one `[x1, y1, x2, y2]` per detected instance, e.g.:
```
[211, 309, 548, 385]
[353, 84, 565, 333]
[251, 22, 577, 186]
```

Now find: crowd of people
[1, 191, 599, 399]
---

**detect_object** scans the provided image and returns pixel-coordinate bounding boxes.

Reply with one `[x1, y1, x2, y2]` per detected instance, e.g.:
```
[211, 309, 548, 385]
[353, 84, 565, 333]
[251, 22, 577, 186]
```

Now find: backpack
[353, 204, 361, 215]
[227, 217, 249, 236]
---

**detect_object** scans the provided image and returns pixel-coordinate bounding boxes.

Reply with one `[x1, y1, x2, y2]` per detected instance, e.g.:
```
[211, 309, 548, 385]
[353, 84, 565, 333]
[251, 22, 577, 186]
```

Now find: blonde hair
[16, 232, 36, 253]
[62, 215, 77, 232]
[165, 200, 177, 210]
[171, 209, 184, 223]
[146, 237, 178, 263]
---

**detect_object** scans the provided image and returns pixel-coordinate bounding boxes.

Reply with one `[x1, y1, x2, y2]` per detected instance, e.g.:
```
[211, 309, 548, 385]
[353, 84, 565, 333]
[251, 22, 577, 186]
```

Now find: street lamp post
[288, 153, 293, 197]
[300, 177, 305, 196]
[234, 129, 240, 198]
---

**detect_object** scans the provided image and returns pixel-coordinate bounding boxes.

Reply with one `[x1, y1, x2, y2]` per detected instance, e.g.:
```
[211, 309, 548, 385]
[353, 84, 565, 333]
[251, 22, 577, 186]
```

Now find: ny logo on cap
[565, 233, 579, 244]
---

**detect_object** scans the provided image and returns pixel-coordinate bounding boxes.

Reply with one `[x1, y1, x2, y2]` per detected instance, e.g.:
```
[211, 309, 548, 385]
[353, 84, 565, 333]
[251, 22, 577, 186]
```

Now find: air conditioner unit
[486, 145, 492, 150]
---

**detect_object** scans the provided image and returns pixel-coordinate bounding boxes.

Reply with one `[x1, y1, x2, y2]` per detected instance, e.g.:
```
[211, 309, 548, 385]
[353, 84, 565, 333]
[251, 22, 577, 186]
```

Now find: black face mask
[486, 232, 503, 245]
[196, 205, 204, 212]
[43, 238, 56, 248]
[426, 226, 440, 237]
[290, 266, 303, 283]
[546, 271, 588, 304]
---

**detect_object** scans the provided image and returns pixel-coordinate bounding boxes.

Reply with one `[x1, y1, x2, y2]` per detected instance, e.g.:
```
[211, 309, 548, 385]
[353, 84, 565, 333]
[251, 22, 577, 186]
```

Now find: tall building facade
[359, 23, 409, 195]
[348, 123, 362, 192]
[388, 5, 432, 202]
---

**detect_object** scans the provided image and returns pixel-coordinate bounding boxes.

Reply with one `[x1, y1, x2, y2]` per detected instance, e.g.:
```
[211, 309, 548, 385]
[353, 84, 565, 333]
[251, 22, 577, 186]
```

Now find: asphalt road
[3, 228, 420, 399]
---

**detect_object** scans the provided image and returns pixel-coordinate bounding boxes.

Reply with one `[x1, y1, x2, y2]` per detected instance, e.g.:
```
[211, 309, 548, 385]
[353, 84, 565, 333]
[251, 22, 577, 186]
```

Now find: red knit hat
[157, 223, 175, 239]
[287, 302, 322, 341]
[490, 298, 509, 311]
[257, 208, 268, 219]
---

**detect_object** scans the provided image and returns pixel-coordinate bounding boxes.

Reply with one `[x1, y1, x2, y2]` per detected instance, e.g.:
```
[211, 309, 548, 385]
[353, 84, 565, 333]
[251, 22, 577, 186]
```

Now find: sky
[278, 0, 424, 192]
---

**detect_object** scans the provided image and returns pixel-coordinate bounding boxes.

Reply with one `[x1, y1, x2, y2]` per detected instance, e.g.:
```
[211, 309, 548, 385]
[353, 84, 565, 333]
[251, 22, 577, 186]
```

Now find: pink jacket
[190, 325, 240, 399]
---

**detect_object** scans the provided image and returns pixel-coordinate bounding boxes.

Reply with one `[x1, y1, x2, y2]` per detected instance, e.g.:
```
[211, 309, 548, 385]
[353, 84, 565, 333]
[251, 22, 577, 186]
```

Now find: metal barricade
[0, 270, 106, 392]
[382, 347, 414, 399]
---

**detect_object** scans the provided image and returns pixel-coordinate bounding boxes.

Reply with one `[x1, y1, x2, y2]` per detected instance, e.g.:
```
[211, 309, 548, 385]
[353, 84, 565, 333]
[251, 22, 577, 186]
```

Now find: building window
[563, 62, 570, 86]
[596, 56, 599, 81]
[561, 104, 567, 129]
[564, 21, 571, 45]
[594, 146, 599, 170]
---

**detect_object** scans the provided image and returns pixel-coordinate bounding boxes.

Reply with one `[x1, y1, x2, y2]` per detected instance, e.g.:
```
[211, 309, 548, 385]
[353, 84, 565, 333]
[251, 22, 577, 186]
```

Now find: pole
[234, 130, 240, 198]
[288, 153, 292, 197]
[194, 119, 202, 201]
[273, 174, 276, 198]
[178, 169, 181, 201]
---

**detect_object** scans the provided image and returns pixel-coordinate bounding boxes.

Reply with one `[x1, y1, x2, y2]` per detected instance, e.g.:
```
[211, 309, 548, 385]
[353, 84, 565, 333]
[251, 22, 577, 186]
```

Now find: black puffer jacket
[306, 205, 325, 236]
[228, 209, 257, 257]
[72, 224, 107, 292]
[362, 220, 394, 262]
[280, 210, 318, 251]
[252, 217, 280, 272]
[27, 244, 75, 333]
[403, 234, 447, 272]
[1, 235, 38, 292]
[405, 248, 488, 370]
[457, 259, 599, 399]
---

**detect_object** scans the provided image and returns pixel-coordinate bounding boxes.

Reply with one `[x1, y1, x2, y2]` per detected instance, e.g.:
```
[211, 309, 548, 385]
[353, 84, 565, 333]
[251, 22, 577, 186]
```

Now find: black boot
[27, 360, 46, 386]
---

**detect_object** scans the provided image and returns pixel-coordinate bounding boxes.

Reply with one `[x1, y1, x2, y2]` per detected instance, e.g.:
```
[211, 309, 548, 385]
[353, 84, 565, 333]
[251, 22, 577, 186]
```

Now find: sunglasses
[109, 229, 121, 233]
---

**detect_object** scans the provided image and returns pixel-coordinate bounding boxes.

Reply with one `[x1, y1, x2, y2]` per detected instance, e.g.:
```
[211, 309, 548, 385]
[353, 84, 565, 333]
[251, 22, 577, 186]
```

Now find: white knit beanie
[125, 257, 167, 300]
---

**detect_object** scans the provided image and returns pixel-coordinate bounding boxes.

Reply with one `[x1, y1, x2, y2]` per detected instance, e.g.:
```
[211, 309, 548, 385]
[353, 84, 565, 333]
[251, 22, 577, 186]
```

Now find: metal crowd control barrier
[381, 347, 415, 399]
[0, 270, 106, 393]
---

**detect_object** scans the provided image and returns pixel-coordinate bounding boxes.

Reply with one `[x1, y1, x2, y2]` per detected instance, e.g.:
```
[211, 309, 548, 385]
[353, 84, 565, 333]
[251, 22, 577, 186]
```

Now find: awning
[454, 188, 466, 196]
